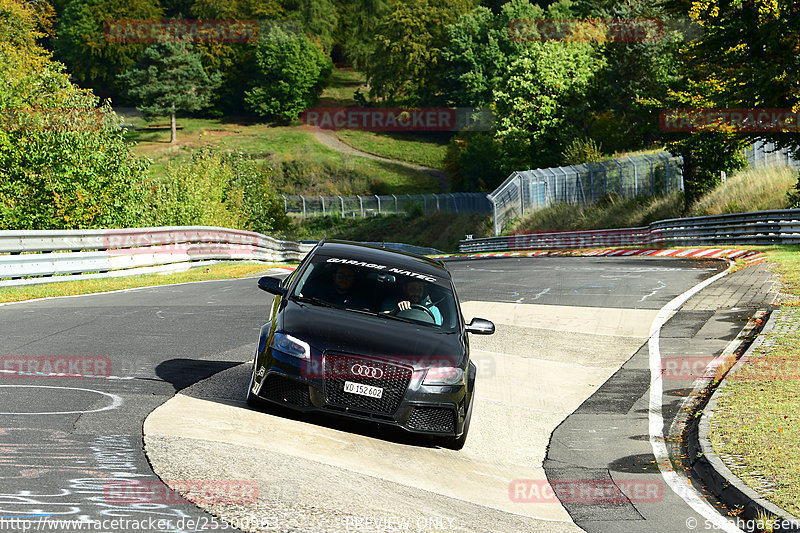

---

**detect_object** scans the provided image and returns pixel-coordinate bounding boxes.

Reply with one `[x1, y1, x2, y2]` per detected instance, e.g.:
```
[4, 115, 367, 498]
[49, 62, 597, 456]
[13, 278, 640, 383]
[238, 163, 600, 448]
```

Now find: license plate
[343, 381, 383, 399]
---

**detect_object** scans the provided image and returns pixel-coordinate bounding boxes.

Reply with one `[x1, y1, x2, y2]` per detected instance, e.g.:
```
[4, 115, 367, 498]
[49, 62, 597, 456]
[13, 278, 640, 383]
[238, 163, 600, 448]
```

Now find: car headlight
[272, 332, 311, 361]
[422, 367, 465, 386]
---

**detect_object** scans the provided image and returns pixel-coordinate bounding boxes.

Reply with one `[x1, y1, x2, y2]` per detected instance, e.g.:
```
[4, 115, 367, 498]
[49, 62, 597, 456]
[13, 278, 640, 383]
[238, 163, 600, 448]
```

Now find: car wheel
[441, 396, 473, 450]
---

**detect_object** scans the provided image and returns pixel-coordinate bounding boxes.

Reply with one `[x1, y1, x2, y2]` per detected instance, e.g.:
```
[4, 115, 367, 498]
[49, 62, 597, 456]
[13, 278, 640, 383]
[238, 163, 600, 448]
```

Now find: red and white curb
[431, 248, 766, 265]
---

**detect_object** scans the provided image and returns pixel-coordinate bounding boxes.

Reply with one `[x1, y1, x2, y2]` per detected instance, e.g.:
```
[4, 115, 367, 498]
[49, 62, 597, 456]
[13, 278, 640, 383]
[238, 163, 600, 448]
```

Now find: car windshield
[290, 254, 459, 331]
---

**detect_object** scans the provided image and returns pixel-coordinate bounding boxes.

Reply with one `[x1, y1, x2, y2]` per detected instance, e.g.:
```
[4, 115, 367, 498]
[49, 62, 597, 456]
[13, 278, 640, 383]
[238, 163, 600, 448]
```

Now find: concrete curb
[692, 309, 800, 532]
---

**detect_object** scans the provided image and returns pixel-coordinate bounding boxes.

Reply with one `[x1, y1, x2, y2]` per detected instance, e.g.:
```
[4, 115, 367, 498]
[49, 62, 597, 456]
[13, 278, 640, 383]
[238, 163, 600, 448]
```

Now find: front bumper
[252, 351, 470, 437]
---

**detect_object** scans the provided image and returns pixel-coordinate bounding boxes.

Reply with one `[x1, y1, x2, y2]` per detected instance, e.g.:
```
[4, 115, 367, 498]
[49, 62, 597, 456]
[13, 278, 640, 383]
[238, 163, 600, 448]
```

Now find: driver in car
[383, 280, 442, 325]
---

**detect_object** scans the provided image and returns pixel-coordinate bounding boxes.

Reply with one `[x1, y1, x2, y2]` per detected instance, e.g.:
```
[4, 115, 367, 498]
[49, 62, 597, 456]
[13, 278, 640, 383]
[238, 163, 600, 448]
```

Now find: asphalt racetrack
[0, 256, 777, 532]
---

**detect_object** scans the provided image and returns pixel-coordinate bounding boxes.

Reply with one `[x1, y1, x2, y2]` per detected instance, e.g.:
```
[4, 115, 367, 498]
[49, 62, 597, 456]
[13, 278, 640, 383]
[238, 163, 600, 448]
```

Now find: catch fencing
[459, 209, 800, 252]
[282, 193, 492, 218]
[0, 226, 313, 287]
[488, 152, 683, 235]
[744, 140, 800, 169]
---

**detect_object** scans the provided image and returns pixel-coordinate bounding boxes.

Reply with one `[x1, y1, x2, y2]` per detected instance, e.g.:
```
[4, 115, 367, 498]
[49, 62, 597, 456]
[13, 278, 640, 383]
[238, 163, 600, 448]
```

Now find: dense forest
[1, 0, 799, 231]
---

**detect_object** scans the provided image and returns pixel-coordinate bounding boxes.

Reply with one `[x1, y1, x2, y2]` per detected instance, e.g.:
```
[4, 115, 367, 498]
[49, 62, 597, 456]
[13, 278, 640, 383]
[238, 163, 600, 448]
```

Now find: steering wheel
[396, 303, 436, 324]
[410, 303, 436, 319]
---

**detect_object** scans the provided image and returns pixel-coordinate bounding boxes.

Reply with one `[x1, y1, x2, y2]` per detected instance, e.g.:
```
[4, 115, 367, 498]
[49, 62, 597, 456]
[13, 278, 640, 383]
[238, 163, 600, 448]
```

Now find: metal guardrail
[459, 209, 800, 252]
[0, 226, 313, 287]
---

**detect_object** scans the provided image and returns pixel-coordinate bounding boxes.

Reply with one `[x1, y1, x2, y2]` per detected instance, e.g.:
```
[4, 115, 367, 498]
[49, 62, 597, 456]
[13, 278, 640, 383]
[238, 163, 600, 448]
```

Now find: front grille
[261, 374, 312, 408]
[407, 407, 456, 433]
[323, 354, 411, 415]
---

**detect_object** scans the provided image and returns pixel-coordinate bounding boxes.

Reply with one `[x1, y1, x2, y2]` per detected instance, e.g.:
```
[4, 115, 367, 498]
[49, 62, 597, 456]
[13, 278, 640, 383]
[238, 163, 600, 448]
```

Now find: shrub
[444, 132, 504, 192]
[147, 150, 290, 234]
[269, 150, 387, 196]
[788, 170, 800, 209]
[561, 137, 604, 165]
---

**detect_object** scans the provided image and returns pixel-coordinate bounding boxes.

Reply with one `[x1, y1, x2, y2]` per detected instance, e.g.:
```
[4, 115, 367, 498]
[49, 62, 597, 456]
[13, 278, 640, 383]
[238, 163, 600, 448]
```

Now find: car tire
[441, 396, 473, 450]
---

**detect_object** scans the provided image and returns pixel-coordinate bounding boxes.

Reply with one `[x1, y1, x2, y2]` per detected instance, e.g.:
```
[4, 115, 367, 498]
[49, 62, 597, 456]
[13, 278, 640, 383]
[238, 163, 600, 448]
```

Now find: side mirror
[258, 276, 287, 296]
[465, 317, 495, 335]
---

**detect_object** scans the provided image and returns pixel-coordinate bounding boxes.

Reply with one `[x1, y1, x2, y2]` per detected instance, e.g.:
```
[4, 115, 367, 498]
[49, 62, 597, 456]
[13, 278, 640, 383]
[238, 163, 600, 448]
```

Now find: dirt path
[311, 128, 450, 193]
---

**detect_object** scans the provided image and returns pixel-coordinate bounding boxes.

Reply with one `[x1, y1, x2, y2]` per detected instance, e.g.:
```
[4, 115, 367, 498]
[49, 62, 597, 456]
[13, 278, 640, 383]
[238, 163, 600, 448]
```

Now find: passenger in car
[318, 264, 367, 308]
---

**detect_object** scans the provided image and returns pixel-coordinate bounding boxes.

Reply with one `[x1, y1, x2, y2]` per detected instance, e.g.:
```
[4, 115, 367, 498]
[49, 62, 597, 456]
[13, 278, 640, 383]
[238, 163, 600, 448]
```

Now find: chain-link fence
[487, 152, 683, 235]
[282, 193, 492, 218]
[744, 140, 799, 169]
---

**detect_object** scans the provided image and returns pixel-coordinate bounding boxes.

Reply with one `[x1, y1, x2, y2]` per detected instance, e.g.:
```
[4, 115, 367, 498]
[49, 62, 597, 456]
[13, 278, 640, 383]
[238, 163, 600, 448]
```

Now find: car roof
[312, 240, 450, 278]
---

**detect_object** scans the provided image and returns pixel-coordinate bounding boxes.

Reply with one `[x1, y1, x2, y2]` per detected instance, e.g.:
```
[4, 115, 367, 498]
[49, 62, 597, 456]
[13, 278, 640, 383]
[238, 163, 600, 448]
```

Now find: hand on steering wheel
[397, 301, 436, 321]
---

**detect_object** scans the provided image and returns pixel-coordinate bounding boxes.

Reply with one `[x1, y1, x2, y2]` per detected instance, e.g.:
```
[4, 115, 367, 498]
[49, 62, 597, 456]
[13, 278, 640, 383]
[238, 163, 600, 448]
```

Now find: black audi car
[246, 240, 494, 449]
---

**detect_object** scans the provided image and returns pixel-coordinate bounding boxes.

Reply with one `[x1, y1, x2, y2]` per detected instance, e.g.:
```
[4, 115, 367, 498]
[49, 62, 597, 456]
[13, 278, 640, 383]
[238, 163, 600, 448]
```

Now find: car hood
[278, 300, 466, 367]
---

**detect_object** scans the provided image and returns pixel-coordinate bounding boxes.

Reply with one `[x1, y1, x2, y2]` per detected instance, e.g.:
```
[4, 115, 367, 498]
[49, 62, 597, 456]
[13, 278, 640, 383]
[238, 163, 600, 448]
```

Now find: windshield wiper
[291, 295, 339, 309]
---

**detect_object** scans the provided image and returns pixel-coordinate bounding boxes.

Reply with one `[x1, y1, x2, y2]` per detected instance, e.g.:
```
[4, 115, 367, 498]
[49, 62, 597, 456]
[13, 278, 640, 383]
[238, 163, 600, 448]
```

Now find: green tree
[440, 0, 547, 107]
[282, 0, 338, 54]
[190, 0, 284, 113]
[53, 0, 163, 99]
[334, 0, 389, 69]
[366, 0, 475, 105]
[118, 41, 221, 143]
[440, 6, 506, 107]
[244, 25, 332, 123]
[654, 0, 796, 206]
[579, 0, 683, 154]
[0, 0, 150, 230]
[494, 39, 602, 171]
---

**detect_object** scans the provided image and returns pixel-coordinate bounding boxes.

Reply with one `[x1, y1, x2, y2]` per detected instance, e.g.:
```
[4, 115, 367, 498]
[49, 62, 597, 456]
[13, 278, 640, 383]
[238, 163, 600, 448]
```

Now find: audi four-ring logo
[351, 364, 383, 379]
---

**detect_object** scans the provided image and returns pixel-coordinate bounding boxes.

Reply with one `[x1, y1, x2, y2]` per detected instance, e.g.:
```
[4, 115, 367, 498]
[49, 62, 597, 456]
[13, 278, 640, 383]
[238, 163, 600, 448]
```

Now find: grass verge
[509, 164, 798, 235]
[0, 262, 285, 304]
[510, 192, 685, 234]
[317, 67, 365, 108]
[709, 246, 800, 516]
[335, 130, 450, 170]
[690, 166, 796, 216]
[121, 114, 437, 195]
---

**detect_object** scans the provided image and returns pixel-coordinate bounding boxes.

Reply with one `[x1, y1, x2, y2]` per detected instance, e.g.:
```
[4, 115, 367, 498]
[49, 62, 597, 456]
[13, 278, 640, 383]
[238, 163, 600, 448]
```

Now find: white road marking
[639, 280, 667, 302]
[647, 262, 744, 533]
[0, 369, 134, 380]
[0, 385, 123, 415]
[530, 288, 551, 301]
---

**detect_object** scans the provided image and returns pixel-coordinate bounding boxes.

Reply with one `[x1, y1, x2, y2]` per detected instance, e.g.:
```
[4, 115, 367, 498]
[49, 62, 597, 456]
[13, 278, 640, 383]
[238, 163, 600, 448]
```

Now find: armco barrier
[0, 226, 313, 287]
[459, 209, 800, 252]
